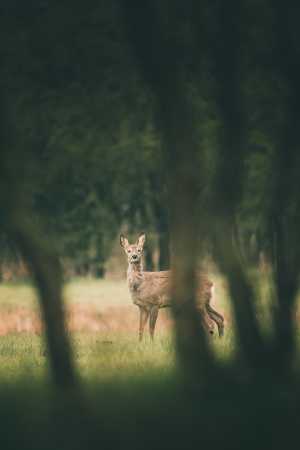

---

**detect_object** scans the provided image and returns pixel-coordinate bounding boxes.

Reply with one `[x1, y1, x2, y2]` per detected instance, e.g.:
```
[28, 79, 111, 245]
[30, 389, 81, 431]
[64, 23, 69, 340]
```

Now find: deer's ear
[120, 235, 129, 249]
[137, 232, 146, 248]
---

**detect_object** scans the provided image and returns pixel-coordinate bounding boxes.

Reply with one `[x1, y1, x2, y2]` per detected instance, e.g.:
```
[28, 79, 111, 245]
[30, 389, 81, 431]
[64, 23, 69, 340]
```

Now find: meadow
[1, 277, 300, 450]
[0, 276, 235, 386]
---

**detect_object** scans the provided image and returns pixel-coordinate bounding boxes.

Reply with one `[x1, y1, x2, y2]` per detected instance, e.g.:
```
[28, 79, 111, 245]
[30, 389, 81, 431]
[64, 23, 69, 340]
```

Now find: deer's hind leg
[139, 307, 150, 342]
[149, 306, 159, 341]
[200, 306, 215, 335]
[206, 303, 224, 337]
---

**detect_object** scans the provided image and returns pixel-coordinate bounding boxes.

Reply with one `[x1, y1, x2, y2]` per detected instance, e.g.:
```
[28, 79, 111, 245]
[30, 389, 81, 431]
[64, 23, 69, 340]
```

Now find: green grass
[0, 277, 236, 385]
[0, 279, 176, 384]
[0, 333, 177, 386]
[0, 279, 299, 450]
[2, 273, 297, 386]
[0, 334, 46, 383]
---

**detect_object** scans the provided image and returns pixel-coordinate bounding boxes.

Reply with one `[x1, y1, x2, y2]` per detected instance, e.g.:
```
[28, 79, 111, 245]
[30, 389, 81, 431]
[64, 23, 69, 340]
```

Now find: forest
[1, 1, 300, 449]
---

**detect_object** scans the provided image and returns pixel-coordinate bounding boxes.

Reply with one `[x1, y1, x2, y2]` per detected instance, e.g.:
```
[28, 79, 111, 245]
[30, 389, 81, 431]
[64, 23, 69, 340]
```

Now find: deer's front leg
[149, 306, 159, 341]
[139, 307, 150, 342]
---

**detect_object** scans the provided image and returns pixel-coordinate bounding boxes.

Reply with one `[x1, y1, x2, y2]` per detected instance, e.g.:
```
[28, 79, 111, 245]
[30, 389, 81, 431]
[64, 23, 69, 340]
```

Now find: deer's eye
[138, 249, 142, 253]
[128, 249, 131, 253]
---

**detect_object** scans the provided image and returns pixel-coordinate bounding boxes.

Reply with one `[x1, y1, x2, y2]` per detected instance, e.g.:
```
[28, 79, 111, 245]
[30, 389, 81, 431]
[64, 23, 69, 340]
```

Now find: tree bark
[120, 0, 216, 380]
[144, 244, 155, 271]
[269, 1, 300, 374]
[9, 213, 77, 388]
[209, 0, 268, 371]
[158, 229, 170, 271]
[0, 94, 77, 388]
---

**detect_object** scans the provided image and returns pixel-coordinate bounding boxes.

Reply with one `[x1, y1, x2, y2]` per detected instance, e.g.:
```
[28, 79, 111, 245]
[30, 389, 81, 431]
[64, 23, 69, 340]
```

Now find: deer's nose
[132, 254, 138, 260]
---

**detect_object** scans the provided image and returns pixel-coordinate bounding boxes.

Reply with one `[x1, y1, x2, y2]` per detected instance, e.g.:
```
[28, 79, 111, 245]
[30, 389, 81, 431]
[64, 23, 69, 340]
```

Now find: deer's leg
[206, 303, 225, 337]
[139, 307, 150, 342]
[201, 307, 215, 335]
[149, 306, 159, 341]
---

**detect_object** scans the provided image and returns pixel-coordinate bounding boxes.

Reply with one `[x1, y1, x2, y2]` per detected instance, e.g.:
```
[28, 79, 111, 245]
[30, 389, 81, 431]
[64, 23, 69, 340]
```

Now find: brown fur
[120, 233, 224, 341]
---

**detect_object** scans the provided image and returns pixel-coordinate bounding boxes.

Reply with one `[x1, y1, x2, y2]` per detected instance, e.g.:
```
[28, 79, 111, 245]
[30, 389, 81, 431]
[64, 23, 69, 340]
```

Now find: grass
[0, 278, 300, 450]
[0, 279, 175, 385]
[0, 277, 235, 385]
[2, 273, 299, 385]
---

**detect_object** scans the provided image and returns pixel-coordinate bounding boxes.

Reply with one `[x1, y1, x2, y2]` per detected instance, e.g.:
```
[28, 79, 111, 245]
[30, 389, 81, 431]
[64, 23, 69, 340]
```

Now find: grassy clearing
[0, 278, 299, 450]
[4, 273, 296, 385]
[0, 332, 177, 385]
[0, 277, 235, 384]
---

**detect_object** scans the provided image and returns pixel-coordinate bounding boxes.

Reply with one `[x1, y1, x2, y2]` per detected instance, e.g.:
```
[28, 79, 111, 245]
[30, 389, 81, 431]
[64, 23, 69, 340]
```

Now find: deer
[120, 232, 224, 341]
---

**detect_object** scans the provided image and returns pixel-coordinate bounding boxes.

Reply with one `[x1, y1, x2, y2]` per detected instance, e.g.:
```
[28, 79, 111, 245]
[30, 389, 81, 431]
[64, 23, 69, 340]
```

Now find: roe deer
[120, 232, 224, 341]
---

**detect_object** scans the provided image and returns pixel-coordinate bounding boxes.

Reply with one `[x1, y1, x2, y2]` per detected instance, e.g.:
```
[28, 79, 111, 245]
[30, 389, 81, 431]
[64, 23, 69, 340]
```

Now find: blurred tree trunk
[155, 205, 170, 270]
[10, 218, 77, 387]
[149, 175, 170, 270]
[208, 0, 268, 371]
[161, 85, 214, 376]
[158, 229, 170, 271]
[271, 217, 299, 371]
[268, 1, 300, 375]
[121, 0, 215, 379]
[144, 244, 155, 271]
[0, 95, 77, 388]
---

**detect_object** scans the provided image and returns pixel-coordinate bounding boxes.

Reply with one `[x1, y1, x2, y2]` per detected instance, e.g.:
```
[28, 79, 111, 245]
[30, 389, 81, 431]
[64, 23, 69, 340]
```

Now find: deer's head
[120, 233, 146, 265]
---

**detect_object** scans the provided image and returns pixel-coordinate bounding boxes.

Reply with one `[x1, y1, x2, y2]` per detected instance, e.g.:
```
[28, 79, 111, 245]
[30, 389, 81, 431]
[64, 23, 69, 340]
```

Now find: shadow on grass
[0, 369, 299, 450]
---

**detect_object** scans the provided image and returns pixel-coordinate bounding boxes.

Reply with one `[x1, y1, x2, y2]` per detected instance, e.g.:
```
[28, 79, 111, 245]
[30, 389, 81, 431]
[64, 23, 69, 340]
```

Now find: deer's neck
[127, 262, 144, 291]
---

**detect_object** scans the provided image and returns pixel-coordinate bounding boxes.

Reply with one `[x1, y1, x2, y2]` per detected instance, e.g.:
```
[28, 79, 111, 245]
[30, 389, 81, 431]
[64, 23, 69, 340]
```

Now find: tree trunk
[272, 216, 298, 374]
[208, 0, 269, 372]
[153, 200, 170, 270]
[9, 213, 77, 388]
[0, 94, 77, 389]
[159, 82, 216, 378]
[120, 0, 216, 381]
[158, 229, 170, 270]
[144, 245, 154, 271]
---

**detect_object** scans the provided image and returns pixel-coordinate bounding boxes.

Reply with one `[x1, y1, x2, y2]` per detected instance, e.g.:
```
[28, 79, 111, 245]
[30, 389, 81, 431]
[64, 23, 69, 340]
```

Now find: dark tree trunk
[0, 94, 77, 389]
[152, 189, 170, 270]
[10, 217, 77, 388]
[208, 0, 269, 372]
[271, 216, 299, 374]
[268, 1, 300, 375]
[120, 0, 216, 381]
[158, 229, 170, 270]
[144, 245, 154, 271]
[94, 265, 105, 278]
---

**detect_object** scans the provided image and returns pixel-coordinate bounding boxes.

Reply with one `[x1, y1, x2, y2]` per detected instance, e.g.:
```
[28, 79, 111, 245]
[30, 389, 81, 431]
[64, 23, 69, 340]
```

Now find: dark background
[1, 1, 300, 449]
